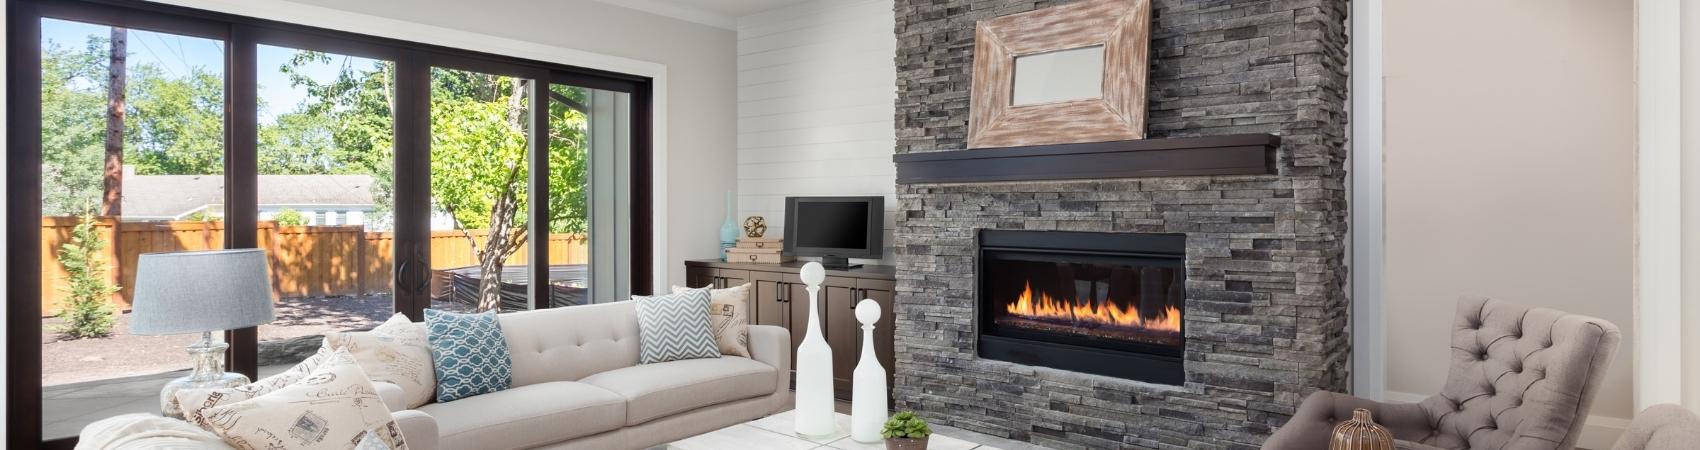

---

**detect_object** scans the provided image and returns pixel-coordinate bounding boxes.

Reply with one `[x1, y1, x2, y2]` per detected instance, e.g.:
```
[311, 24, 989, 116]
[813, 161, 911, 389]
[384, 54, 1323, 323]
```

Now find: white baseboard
[1384, 391, 1626, 450]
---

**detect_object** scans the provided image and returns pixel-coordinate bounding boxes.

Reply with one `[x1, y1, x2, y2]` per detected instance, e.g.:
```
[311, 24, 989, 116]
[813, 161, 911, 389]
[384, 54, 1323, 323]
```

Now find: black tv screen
[795, 201, 870, 249]
[784, 196, 883, 261]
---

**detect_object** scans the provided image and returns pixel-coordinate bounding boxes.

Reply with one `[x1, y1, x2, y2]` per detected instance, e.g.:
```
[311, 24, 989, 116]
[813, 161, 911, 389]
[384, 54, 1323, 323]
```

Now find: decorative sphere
[800, 262, 826, 285]
[855, 299, 882, 325]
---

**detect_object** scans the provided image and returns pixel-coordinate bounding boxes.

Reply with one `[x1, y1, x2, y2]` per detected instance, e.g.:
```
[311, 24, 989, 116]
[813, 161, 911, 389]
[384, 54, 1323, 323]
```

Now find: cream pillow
[323, 313, 435, 409]
[672, 283, 751, 358]
[198, 349, 409, 450]
[176, 347, 339, 426]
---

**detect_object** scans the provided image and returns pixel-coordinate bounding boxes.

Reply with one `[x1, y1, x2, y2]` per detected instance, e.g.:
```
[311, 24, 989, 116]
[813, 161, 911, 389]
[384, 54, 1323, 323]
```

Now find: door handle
[849, 288, 860, 309]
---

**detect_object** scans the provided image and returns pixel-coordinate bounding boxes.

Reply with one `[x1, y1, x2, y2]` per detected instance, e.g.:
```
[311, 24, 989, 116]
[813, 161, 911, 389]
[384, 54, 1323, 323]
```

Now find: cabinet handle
[850, 288, 861, 309]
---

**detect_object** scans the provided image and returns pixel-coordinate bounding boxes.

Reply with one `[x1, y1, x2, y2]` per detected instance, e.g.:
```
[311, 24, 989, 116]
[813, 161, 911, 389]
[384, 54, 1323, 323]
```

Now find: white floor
[654, 410, 1045, 450]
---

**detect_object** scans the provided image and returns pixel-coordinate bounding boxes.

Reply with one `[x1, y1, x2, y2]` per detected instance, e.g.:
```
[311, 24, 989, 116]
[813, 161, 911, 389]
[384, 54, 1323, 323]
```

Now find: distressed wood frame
[968, 0, 1152, 148]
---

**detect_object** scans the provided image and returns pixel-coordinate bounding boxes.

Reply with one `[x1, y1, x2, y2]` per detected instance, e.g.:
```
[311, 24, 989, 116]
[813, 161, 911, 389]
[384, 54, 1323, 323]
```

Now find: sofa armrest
[749, 325, 791, 392]
[373, 381, 409, 412]
[392, 410, 438, 450]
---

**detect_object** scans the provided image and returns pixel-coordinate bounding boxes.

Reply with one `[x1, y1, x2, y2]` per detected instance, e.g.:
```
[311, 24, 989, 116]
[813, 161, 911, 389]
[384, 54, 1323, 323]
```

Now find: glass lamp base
[160, 371, 249, 419]
[160, 331, 250, 419]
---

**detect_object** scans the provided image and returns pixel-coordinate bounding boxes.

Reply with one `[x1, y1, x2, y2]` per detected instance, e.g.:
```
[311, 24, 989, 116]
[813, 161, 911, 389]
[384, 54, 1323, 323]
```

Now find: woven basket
[1329, 408, 1394, 450]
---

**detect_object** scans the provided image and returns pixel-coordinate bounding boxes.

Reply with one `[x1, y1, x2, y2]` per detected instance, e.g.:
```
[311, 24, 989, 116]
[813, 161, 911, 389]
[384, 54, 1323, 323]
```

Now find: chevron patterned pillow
[634, 288, 723, 364]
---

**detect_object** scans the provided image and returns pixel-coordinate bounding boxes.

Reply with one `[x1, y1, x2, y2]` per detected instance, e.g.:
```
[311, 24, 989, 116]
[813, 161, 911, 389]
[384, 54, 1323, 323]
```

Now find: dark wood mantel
[894, 134, 1280, 184]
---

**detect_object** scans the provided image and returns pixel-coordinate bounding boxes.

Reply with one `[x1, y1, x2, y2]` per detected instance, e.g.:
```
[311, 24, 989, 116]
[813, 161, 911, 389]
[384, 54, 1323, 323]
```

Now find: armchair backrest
[1414, 296, 1621, 450]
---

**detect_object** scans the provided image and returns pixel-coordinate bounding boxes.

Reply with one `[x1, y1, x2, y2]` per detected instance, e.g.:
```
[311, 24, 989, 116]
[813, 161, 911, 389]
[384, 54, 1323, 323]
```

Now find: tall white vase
[850, 299, 888, 443]
[793, 262, 836, 437]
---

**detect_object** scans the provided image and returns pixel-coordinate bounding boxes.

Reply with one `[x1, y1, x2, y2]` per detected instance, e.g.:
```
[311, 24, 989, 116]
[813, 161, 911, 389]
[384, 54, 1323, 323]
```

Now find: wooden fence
[39, 216, 588, 316]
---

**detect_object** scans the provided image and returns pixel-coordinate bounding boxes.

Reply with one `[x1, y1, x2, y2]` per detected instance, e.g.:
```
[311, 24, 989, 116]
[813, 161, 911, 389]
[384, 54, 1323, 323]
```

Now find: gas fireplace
[977, 230, 1186, 385]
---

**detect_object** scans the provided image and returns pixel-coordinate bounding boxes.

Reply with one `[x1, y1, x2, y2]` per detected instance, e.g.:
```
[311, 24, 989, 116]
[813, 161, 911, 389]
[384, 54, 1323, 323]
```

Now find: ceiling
[591, 0, 815, 29]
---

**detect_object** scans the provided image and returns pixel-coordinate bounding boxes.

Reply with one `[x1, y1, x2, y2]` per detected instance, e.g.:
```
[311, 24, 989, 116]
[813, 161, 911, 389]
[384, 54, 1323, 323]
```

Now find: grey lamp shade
[130, 249, 276, 335]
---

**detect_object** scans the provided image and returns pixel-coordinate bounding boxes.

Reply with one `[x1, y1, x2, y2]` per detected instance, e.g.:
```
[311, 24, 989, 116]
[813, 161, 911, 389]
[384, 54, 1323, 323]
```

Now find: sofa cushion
[417, 381, 625, 450]
[324, 313, 435, 409]
[424, 309, 512, 402]
[578, 356, 776, 426]
[633, 288, 722, 364]
[673, 283, 751, 358]
[501, 302, 641, 387]
[197, 349, 409, 450]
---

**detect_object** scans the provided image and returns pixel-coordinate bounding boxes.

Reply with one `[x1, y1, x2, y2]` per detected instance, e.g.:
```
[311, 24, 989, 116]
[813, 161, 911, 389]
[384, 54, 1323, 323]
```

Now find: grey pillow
[633, 288, 723, 364]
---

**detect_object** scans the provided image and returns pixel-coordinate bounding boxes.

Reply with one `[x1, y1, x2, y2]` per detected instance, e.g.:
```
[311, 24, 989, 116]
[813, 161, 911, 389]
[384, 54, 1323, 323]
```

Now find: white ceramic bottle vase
[793, 262, 837, 437]
[850, 299, 889, 443]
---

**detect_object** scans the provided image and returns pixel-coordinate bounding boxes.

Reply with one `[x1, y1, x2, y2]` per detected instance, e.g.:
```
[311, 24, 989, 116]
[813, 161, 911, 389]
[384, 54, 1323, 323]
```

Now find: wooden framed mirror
[968, 0, 1151, 148]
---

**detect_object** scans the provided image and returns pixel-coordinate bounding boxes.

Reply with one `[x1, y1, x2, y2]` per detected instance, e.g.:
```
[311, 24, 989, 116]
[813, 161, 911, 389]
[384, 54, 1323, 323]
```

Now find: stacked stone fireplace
[891, 0, 1351, 448]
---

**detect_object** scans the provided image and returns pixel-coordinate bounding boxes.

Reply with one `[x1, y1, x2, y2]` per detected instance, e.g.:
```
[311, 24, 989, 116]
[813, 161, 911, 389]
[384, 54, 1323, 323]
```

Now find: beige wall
[284, 0, 739, 290]
[1382, 0, 1635, 424]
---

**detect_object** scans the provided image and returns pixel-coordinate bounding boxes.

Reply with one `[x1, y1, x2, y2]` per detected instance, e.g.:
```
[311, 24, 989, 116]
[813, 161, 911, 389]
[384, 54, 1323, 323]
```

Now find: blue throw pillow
[634, 288, 723, 364]
[424, 309, 512, 402]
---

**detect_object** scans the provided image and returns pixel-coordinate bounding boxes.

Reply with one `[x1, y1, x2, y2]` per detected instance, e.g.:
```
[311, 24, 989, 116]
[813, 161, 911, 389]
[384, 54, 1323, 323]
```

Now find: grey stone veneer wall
[890, 1, 1350, 449]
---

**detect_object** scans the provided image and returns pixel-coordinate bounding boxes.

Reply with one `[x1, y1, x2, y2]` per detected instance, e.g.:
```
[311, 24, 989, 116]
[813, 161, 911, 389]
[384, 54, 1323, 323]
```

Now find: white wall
[735, 0, 897, 263]
[1379, 1, 1636, 446]
[269, 0, 739, 289]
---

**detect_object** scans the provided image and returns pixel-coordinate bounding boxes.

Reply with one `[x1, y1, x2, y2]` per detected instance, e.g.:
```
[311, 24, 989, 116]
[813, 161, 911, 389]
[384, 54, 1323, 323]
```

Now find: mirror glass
[1011, 45, 1105, 106]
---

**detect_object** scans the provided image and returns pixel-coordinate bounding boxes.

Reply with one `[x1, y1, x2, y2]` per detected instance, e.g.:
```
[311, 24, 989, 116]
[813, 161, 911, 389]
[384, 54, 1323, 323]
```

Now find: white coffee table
[656, 410, 1004, 450]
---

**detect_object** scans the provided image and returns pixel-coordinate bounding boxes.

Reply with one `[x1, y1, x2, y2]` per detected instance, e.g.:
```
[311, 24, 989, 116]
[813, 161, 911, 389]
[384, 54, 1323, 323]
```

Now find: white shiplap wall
[736, 0, 897, 263]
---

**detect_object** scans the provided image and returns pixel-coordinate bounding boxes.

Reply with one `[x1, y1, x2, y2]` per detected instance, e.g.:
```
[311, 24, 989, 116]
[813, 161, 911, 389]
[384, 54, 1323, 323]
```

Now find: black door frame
[7, 0, 655, 446]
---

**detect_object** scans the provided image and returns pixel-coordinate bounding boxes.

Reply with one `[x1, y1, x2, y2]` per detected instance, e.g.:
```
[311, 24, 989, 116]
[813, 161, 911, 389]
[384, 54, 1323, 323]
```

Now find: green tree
[125, 64, 225, 175]
[40, 38, 110, 216]
[273, 208, 307, 226]
[55, 215, 120, 338]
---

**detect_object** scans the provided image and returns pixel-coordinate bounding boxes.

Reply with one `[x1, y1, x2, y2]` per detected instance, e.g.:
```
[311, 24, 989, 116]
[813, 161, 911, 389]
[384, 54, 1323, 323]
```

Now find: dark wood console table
[684, 260, 895, 400]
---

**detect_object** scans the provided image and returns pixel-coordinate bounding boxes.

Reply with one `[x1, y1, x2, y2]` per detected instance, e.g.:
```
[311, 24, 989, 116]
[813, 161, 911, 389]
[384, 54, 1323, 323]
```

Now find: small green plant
[272, 208, 307, 226]
[880, 411, 932, 440]
[183, 210, 221, 222]
[55, 214, 120, 338]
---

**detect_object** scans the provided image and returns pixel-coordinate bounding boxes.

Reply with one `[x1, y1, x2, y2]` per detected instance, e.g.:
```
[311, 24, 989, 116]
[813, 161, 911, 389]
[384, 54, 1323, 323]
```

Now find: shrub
[273, 208, 307, 226]
[55, 214, 120, 338]
[183, 210, 220, 222]
[880, 411, 932, 440]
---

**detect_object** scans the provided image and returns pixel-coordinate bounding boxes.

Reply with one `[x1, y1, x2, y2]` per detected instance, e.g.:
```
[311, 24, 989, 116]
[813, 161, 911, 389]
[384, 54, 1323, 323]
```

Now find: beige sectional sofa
[394, 301, 793, 450]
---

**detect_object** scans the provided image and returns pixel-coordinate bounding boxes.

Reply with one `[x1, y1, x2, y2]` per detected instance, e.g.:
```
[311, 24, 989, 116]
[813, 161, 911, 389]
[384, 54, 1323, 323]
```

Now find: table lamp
[130, 249, 275, 419]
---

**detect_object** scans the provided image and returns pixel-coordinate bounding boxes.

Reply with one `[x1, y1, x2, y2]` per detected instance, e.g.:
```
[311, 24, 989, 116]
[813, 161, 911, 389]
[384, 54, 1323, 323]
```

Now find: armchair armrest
[748, 325, 792, 393]
[1263, 391, 1433, 450]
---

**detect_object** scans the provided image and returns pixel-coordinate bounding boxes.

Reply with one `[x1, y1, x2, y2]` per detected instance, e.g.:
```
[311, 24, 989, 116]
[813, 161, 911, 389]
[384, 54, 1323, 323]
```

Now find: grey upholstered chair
[1263, 296, 1621, 450]
[1611, 404, 1700, 450]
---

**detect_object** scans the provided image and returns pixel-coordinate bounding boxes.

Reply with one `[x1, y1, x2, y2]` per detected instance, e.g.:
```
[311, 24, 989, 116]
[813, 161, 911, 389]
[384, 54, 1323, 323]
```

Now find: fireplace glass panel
[983, 252, 1184, 352]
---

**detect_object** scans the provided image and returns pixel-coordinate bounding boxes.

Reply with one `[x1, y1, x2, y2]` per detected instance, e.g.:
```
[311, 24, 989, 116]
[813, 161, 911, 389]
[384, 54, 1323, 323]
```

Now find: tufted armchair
[1264, 296, 1621, 450]
[1610, 404, 1700, 450]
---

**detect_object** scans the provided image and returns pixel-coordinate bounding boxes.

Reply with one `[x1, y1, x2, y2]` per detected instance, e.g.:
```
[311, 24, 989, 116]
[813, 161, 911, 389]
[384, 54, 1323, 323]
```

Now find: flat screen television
[783, 196, 883, 269]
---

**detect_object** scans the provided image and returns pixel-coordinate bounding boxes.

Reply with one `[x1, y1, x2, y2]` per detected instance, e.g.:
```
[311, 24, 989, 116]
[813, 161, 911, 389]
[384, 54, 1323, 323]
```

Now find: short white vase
[850, 299, 888, 443]
[793, 262, 837, 437]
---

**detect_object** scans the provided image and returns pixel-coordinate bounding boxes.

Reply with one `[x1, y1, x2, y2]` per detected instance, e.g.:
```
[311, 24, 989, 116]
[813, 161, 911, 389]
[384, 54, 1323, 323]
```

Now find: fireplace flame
[1005, 282, 1181, 332]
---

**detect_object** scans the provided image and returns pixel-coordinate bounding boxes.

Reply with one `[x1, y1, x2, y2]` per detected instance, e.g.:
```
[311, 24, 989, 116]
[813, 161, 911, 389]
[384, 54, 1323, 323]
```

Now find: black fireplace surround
[977, 230, 1186, 385]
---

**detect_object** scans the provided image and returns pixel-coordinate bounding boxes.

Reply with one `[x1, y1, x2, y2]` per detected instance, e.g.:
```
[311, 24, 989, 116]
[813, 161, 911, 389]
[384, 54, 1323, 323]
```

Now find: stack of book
[725, 237, 791, 264]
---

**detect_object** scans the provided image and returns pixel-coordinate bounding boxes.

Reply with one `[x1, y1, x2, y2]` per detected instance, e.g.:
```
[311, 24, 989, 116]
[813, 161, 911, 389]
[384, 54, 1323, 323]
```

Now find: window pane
[39, 19, 225, 440]
[546, 84, 592, 305]
[428, 68, 533, 313]
[254, 44, 397, 368]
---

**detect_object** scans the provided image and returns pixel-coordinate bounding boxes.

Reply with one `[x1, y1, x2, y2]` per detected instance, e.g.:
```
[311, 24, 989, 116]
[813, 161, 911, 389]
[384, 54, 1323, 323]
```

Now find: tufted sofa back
[1412, 296, 1621, 450]
[497, 301, 643, 388]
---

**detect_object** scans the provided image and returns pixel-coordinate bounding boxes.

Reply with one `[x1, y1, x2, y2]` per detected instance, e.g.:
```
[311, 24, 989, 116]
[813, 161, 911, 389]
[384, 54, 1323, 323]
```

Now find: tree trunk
[474, 171, 525, 312]
[103, 27, 126, 216]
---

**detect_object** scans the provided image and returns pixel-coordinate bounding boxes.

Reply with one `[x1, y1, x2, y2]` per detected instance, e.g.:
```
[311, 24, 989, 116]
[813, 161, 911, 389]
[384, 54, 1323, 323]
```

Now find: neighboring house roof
[120, 174, 376, 219]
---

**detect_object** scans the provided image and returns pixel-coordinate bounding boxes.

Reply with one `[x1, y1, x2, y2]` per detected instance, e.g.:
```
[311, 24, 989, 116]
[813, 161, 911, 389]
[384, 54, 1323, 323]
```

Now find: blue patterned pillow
[424, 309, 512, 402]
[634, 288, 723, 364]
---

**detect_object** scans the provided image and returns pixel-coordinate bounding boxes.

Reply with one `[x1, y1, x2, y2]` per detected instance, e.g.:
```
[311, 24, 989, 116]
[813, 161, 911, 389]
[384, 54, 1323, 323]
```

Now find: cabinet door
[855, 279, 897, 398]
[784, 274, 809, 369]
[823, 277, 859, 399]
[716, 269, 752, 289]
[750, 271, 787, 327]
[684, 265, 716, 290]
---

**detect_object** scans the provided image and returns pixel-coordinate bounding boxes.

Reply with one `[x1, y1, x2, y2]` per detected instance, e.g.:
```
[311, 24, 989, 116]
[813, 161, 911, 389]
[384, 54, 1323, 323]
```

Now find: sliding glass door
[8, 0, 654, 446]
[35, 17, 229, 441]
